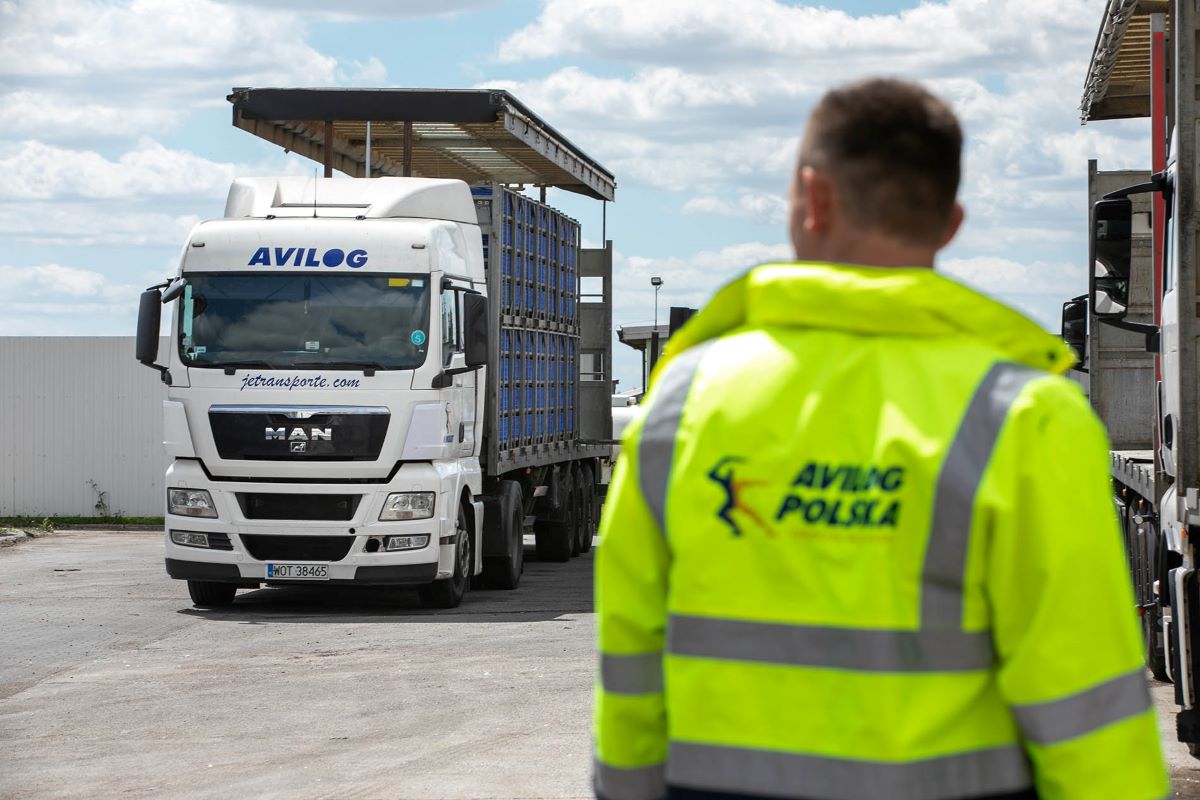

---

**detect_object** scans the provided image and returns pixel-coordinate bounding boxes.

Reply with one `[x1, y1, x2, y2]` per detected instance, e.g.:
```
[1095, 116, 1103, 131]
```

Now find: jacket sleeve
[987, 379, 1168, 800]
[593, 408, 671, 800]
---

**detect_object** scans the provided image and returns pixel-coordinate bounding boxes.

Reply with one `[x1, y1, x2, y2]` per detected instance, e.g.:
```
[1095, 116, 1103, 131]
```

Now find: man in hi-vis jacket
[593, 78, 1168, 800]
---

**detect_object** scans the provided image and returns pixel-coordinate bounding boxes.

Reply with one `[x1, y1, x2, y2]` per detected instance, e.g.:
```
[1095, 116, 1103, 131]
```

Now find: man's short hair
[801, 78, 962, 247]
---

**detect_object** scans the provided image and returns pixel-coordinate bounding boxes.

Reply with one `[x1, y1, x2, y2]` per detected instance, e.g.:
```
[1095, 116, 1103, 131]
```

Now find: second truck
[135, 88, 615, 609]
[1070, 0, 1200, 755]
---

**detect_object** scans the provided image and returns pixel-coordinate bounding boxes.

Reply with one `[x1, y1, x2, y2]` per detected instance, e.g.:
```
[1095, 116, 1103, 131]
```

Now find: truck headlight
[168, 488, 218, 518]
[379, 492, 435, 521]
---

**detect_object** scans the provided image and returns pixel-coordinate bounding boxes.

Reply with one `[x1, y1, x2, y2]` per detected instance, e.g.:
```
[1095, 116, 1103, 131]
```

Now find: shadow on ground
[178, 545, 595, 623]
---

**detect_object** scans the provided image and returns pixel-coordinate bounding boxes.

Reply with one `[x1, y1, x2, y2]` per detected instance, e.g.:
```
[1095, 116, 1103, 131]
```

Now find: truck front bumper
[164, 558, 437, 586]
[162, 460, 470, 587]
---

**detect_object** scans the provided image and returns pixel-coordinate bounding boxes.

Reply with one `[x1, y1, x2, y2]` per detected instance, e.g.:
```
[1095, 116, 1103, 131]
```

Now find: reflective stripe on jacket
[594, 262, 1168, 800]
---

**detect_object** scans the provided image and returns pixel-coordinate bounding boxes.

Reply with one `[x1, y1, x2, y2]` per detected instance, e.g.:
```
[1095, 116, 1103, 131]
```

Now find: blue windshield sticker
[305, 341, 319, 351]
[411, 330, 427, 346]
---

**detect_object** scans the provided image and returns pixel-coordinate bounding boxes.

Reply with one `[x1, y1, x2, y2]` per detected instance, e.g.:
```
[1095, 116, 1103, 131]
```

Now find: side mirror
[136, 289, 162, 364]
[1060, 294, 1088, 369]
[1089, 198, 1132, 319]
[161, 276, 187, 303]
[463, 293, 489, 368]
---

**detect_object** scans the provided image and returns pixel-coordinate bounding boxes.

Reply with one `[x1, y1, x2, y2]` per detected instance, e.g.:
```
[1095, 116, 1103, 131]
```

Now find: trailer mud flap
[1171, 567, 1198, 721]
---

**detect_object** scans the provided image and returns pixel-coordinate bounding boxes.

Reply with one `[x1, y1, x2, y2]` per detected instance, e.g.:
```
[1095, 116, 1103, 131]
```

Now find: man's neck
[798, 231, 937, 269]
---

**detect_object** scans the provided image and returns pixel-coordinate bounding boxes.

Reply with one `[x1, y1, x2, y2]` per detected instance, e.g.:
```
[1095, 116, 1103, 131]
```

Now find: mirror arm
[140, 362, 173, 385]
[1097, 318, 1160, 353]
[431, 365, 482, 389]
[1103, 171, 1168, 200]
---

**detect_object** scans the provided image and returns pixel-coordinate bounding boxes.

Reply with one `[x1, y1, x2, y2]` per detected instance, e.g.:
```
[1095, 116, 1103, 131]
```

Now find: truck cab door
[440, 289, 476, 454]
[1161, 168, 1180, 478]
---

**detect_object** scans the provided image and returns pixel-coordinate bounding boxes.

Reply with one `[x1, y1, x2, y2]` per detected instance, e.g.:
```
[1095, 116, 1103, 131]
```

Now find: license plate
[266, 563, 329, 580]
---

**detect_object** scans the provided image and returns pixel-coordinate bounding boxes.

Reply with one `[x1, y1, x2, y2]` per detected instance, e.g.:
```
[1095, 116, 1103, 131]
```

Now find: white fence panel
[0, 337, 168, 517]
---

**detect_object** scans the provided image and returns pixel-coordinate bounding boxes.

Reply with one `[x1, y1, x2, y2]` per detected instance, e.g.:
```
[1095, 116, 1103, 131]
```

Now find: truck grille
[208, 406, 390, 461]
[237, 493, 360, 521]
[240, 535, 354, 562]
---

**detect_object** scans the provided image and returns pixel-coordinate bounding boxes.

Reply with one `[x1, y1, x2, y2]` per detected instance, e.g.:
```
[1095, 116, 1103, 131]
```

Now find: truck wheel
[569, 467, 584, 558]
[535, 470, 574, 563]
[1145, 607, 1170, 682]
[1146, 534, 1172, 682]
[482, 480, 524, 590]
[579, 464, 596, 554]
[419, 505, 471, 609]
[187, 581, 237, 608]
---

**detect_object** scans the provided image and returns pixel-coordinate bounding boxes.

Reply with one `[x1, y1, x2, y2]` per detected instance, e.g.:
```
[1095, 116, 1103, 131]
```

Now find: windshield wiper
[215, 359, 278, 374]
[291, 360, 383, 376]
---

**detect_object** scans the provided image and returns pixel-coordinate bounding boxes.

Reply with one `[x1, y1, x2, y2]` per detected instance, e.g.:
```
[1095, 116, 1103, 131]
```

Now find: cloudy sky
[0, 0, 1148, 388]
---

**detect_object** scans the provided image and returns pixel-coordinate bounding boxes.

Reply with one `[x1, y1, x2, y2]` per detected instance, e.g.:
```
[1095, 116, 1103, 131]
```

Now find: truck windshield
[178, 272, 431, 370]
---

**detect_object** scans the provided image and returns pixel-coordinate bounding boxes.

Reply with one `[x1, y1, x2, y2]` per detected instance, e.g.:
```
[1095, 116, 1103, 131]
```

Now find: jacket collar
[658, 261, 1075, 378]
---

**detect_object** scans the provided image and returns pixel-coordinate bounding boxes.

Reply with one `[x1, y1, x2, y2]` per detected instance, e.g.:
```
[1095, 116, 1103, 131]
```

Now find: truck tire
[1145, 607, 1170, 682]
[482, 480, 524, 590]
[569, 465, 584, 558]
[187, 580, 237, 608]
[535, 469, 574, 563]
[1145, 534, 1171, 682]
[419, 504, 471, 609]
[579, 463, 596, 554]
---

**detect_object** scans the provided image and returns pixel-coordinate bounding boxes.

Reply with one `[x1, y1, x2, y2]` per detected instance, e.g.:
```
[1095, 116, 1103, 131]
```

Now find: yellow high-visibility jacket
[594, 262, 1168, 800]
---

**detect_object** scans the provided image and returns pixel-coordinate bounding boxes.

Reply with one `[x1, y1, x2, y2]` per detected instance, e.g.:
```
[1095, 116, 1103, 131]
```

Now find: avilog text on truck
[135, 88, 616, 610]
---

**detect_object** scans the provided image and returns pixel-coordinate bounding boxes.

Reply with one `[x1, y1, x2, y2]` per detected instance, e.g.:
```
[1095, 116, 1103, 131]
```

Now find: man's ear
[801, 166, 836, 235]
[936, 202, 965, 250]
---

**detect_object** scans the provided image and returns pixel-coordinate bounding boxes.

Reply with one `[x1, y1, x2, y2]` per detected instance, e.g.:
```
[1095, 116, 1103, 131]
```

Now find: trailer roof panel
[228, 88, 616, 201]
[1081, 0, 1169, 122]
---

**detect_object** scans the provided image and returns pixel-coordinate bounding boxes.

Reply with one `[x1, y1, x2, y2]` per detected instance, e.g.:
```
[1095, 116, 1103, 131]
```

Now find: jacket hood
[658, 261, 1076, 378]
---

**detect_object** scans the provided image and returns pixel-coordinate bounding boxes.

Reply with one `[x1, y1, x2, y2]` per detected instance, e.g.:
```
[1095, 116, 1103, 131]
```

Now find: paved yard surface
[2, 531, 1199, 799]
[0, 532, 594, 800]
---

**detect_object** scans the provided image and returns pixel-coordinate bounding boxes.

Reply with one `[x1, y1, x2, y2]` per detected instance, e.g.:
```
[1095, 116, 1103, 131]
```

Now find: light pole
[651, 276, 663, 328]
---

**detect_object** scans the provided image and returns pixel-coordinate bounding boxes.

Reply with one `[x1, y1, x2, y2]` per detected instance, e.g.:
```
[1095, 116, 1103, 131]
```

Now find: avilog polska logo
[707, 456, 905, 539]
[248, 247, 368, 268]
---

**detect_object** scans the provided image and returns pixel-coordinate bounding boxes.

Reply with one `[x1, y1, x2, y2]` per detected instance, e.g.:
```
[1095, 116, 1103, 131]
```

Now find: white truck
[1070, 0, 1200, 753]
[135, 88, 615, 609]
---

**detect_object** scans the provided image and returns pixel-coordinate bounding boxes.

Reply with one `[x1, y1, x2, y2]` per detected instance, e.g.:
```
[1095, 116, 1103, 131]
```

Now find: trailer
[135, 88, 615, 609]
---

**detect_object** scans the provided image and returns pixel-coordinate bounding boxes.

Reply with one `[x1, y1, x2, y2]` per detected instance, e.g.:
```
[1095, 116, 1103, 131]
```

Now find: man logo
[708, 456, 772, 538]
[266, 426, 332, 454]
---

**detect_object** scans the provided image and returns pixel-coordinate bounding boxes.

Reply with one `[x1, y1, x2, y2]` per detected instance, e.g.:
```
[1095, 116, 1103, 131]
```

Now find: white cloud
[683, 193, 788, 225]
[338, 57, 389, 86]
[0, 138, 234, 200]
[0, 0, 393, 143]
[497, 0, 1095, 70]
[0, 202, 202, 247]
[0, 263, 142, 334]
[0, 138, 307, 202]
[483, 0, 1146, 299]
[613, 241, 792, 328]
[0, 0, 336, 79]
[941, 255, 1084, 298]
[216, 0, 496, 18]
[0, 91, 178, 142]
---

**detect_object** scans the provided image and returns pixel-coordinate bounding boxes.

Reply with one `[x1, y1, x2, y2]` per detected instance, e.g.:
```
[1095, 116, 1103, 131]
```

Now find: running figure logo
[708, 456, 772, 537]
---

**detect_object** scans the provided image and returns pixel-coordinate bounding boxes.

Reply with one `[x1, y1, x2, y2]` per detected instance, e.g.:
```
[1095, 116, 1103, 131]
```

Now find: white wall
[0, 337, 168, 517]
